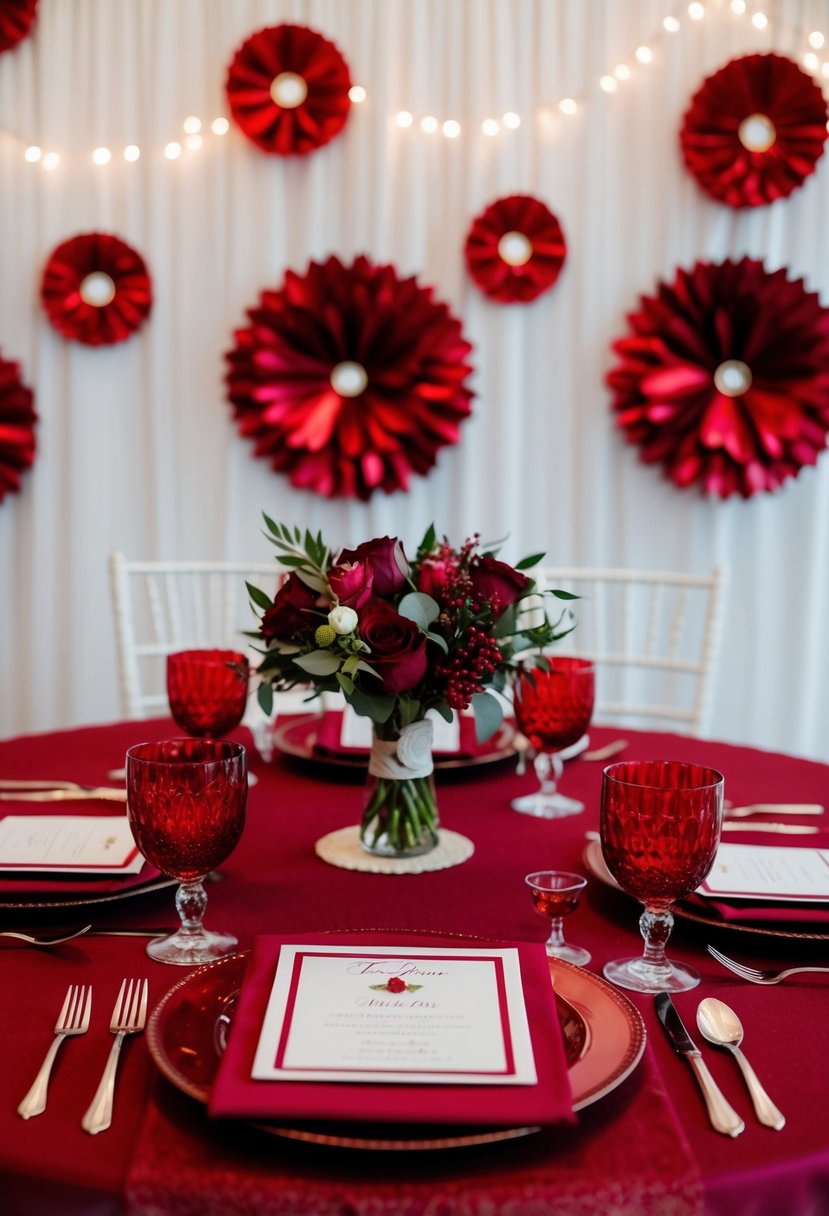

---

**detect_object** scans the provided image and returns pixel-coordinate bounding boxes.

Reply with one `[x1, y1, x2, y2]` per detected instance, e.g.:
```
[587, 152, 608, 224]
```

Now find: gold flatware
[696, 998, 785, 1130]
[721, 822, 819, 835]
[18, 985, 92, 1119]
[0, 925, 91, 946]
[708, 945, 829, 986]
[582, 739, 628, 762]
[0, 787, 127, 803]
[725, 803, 823, 817]
[82, 978, 148, 1135]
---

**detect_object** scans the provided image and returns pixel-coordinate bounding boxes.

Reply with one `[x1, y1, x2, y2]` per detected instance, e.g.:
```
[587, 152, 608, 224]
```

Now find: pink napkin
[209, 931, 574, 1128]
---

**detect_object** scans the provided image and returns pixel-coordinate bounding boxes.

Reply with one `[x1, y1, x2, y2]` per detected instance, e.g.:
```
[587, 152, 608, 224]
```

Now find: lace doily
[314, 826, 474, 874]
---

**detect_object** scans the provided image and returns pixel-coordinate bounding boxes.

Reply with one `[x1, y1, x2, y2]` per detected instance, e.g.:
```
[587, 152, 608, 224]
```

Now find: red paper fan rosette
[0, 350, 37, 503]
[680, 53, 828, 208]
[40, 233, 153, 347]
[607, 258, 829, 498]
[225, 255, 475, 500]
[0, 0, 37, 54]
[465, 194, 567, 303]
[225, 22, 352, 155]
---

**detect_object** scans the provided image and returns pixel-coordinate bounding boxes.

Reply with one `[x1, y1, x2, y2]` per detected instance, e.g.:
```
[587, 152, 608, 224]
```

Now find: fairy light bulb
[183, 116, 201, 135]
[559, 98, 578, 115]
[349, 85, 367, 103]
[730, 0, 745, 11]
[688, 3, 705, 20]
[124, 145, 140, 161]
[92, 146, 111, 165]
[211, 117, 230, 135]
[186, 134, 203, 150]
[421, 116, 438, 133]
[164, 141, 182, 159]
[42, 152, 60, 170]
[395, 110, 413, 127]
[24, 145, 41, 162]
[635, 46, 653, 63]
[614, 64, 631, 80]
[443, 119, 461, 138]
[664, 16, 680, 32]
[600, 75, 618, 92]
[752, 12, 768, 29]
[502, 111, 521, 129]
[809, 31, 825, 49]
[482, 118, 500, 135]
[804, 51, 819, 71]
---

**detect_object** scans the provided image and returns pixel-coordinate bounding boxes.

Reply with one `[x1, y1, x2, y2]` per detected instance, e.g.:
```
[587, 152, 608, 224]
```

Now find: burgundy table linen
[0, 717, 827, 1216]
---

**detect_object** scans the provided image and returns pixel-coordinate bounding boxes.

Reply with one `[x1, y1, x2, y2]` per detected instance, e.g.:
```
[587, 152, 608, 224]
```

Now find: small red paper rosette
[0, 0, 37, 54]
[225, 22, 352, 155]
[680, 53, 828, 208]
[40, 233, 153, 347]
[465, 195, 567, 303]
[607, 258, 829, 499]
[226, 255, 475, 500]
[0, 350, 37, 503]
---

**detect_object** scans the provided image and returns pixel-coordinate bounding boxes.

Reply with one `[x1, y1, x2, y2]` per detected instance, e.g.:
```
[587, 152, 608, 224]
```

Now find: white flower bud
[328, 605, 358, 635]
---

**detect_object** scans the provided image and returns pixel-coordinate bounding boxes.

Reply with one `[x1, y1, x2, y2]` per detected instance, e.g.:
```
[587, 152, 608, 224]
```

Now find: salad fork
[82, 978, 148, 1134]
[708, 945, 829, 985]
[18, 984, 92, 1118]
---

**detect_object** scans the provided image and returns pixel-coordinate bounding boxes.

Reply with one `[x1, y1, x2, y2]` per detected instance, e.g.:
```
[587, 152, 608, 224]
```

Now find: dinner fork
[17, 984, 92, 1119]
[708, 945, 829, 985]
[81, 978, 148, 1135]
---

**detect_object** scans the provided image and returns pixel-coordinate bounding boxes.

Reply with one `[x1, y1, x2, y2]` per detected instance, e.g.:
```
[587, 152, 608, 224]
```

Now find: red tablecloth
[1, 718, 828, 1216]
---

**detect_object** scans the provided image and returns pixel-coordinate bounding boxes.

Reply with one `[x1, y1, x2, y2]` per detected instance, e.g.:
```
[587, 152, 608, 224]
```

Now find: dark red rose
[261, 572, 320, 640]
[338, 536, 407, 597]
[386, 976, 407, 993]
[358, 600, 428, 693]
[469, 556, 531, 613]
[328, 560, 374, 609]
[417, 555, 458, 601]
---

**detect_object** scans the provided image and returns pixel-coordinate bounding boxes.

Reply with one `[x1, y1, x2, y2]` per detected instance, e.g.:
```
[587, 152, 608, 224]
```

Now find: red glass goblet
[166, 649, 249, 738]
[525, 871, 591, 965]
[600, 759, 724, 993]
[511, 658, 595, 818]
[126, 738, 247, 965]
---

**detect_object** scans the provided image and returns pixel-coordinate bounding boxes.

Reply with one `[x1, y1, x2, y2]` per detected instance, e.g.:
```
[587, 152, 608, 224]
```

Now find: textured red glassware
[126, 738, 247, 965]
[166, 650, 249, 739]
[607, 258, 829, 499]
[465, 194, 567, 304]
[0, 351, 37, 504]
[40, 232, 153, 347]
[600, 760, 723, 992]
[225, 255, 474, 500]
[525, 870, 591, 965]
[225, 22, 352, 155]
[680, 53, 828, 209]
[511, 659, 595, 819]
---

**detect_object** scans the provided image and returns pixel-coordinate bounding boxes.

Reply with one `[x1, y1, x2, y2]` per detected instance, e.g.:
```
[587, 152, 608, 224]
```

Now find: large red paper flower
[0, 351, 36, 503]
[607, 259, 829, 498]
[40, 233, 153, 346]
[226, 255, 475, 500]
[225, 22, 351, 155]
[0, 0, 37, 54]
[465, 195, 567, 303]
[680, 53, 828, 208]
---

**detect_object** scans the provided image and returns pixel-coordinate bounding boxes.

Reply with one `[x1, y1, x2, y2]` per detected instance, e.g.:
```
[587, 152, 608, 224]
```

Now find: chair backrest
[108, 552, 281, 719]
[529, 565, 727, 737]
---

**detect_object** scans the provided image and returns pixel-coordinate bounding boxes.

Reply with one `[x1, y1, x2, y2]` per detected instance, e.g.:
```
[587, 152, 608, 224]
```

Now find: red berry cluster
[436, 626, 503, 710]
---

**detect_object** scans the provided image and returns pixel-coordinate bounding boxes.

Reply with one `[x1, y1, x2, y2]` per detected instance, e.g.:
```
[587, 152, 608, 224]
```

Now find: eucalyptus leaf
[257, 682, 274, 716]
[294, 651, 342, 676]
[294, 568, 328, 593]
[471, 691, 504, 743]
[336, 672, 355, 694]
[398, 591, 440, 630]
[425, 630, 448, 654]
[346, 688, 396, 723]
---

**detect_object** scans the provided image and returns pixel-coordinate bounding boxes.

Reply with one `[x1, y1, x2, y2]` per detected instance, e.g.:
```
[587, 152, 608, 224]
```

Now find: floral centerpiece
[248, 519, 575, 857]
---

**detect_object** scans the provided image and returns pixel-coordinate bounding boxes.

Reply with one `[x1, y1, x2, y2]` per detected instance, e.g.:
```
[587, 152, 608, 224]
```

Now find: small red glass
[126, 738, 247, 965]
[166, 649, 249, 738]
[511, 658, 595, 818]
[525, 870, 591, 965]
[600, 759, 724, 993]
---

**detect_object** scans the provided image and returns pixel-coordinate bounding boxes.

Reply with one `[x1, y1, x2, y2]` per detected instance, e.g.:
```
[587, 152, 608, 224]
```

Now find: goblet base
[603, 955, 700, 994]
[146, 927, 239, 967]
[546, 941, 592, 966]
[511, 791, 585, 819]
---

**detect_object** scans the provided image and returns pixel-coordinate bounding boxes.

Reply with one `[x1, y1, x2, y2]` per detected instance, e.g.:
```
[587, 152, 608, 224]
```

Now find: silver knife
[655, 992, 744, 1137]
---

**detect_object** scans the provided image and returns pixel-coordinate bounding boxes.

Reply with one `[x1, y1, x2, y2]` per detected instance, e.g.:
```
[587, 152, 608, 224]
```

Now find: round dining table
[0, 715, 827, 1216]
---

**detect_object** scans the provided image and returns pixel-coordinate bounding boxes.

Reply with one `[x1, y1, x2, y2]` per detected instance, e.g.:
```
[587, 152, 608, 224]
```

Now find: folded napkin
[209, 931, 574, 1128]
[313, 711, 486, 761]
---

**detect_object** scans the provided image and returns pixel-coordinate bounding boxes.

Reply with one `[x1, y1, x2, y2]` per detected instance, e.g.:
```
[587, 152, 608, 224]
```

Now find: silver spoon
[696, 997, 785, 1130]
[0, 925, 92, 947]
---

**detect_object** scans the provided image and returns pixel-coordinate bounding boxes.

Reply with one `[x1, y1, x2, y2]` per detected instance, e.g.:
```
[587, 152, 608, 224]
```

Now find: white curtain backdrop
[2, 0, 829, 760]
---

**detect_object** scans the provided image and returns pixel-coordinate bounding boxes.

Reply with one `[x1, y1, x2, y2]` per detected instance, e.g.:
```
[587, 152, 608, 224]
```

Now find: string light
[7, 4, 827, 166]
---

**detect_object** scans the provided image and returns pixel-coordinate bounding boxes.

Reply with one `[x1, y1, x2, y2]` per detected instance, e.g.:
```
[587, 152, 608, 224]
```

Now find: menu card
[209, 933, 575, 1127]
[0, 815, 144, 874]
[252, 943, 535, 1086]
[700, 843, 829, 903]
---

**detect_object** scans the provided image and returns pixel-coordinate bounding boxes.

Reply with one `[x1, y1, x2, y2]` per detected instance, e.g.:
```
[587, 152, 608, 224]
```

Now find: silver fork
[18, 985, 92, 1119]
[708, 945, 829, 985]
[81, 978, 148, 1135]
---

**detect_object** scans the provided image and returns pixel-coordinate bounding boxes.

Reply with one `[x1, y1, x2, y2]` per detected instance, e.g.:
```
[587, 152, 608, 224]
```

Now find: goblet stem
[146, 876, 239, 966]
[176, 879, 209, 937]
[639, 904, 673, 971]
[603, 900, 699, 992]
[511, 748, 584, 818]
[546, 917, 567, 952]
[535, 749, 563, 797]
